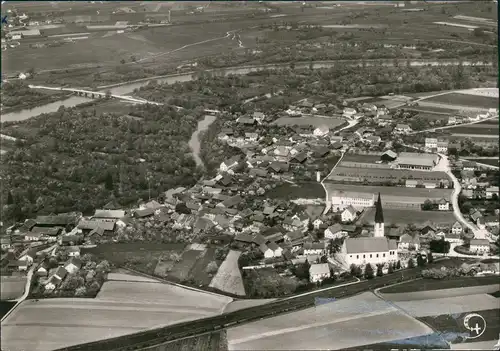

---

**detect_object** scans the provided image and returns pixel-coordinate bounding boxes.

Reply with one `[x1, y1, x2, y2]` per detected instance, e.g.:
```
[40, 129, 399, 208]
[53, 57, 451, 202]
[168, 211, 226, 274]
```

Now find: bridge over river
[28, 85, 163, 105]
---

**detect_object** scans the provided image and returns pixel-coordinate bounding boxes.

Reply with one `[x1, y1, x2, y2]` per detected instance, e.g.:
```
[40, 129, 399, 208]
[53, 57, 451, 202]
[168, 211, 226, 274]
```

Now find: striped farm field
[357, 208, 456, 226]
[209, 250, 245, 296]
[422, 93, 499, 109]
[449, 126, 498, 135]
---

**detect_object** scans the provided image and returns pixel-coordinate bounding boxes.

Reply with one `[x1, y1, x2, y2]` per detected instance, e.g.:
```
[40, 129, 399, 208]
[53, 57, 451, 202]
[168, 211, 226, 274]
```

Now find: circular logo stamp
[463, 313, 487, 339]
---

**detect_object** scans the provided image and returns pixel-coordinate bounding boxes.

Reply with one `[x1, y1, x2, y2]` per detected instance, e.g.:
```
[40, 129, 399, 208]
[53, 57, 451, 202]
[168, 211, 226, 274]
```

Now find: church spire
[375, 193, 384, 223]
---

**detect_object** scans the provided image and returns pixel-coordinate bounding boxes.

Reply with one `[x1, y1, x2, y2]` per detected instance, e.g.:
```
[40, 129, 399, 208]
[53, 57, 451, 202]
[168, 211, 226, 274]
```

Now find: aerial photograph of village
[0, 1, 499, 350]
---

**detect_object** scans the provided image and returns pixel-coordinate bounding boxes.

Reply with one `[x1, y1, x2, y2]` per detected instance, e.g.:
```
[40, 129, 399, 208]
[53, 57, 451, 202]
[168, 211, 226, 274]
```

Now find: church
[341, 193, 399, 267]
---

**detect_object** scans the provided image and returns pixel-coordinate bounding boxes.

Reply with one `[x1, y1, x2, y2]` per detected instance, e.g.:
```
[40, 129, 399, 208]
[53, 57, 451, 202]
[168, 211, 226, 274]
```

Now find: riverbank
[2, 58, 493, 123]
[0, 92, 73, 115]
[189, 115, 217, 169]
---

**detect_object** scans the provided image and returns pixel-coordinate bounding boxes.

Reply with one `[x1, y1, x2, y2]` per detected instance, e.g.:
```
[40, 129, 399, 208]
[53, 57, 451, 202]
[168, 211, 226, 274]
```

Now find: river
[0, 59, 491, 123]
[189, 115, 217, 168]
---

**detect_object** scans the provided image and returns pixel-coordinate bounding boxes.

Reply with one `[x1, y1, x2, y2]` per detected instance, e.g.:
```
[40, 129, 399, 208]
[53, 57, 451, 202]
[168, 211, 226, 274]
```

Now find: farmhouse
[437, 140, 448, 153]
[343, 108, 357, 117]
[341, 237, 398, 267]
[309, 263, 331, 283]
[314, 125, 330, 137]
[35, 214, 81, 227]
[425, 138, 438, 149]
[341, 206, 357, 223]
[65, 257, 82, 274]
[78, 219, 115, 233]
[469, 239, 490, 255]
[324, 224, 345, 239]
[451, 221, 463, 235]
[303, 242, 324, 255]
[220, 156, 240, 172]
[398, 234, 420, 251]
[394, 124, 412, 134]
[396, 152, 438, 171]
[438, 198, 450, 211]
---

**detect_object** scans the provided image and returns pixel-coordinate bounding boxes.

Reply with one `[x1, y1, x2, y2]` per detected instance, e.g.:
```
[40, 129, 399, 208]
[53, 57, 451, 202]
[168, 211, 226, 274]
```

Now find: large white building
[396, 152, 438, 171]
[330, 190, 375, 212]
[342, 237, 398, 267]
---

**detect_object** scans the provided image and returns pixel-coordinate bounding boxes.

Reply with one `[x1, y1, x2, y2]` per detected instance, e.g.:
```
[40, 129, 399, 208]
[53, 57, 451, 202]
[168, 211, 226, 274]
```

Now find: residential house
[486, 186, 499, 199]
[330, 190, 375, 212]
[394, 124, 412, 134]
[37, 261, 50, 276]
[219, 156, 240, 173]
[425, 138, 438, 150]
[303, 242, 324, 255]
[313, 147, 330, 158]
[237, 117, 256, 125]
[484, 215, 499, 227]
[342, 237, 398, 267]
[283, 217, 304, 232]
[451, 221, 463, 235]
[469, 239, 490, 255]
[134, 208, 155, 218]
[45, 276, 62, 292]
[65, 257, 82, 274]
[274, 146, 290, 158]
[398, 234, 420, 251]
[330, 135, 343, 144]
[341, 206, 357, 223]
[314, 125, 330, 137]
[219, 195, 243, 208]
[267, 242, 283, 257]
[253, 111, 265, 122]
[249, 168, 268, 178]
[437, 140, 448, 153]
[19, 248, 37, 266]
[365, 135, 381, 144]
[324, 224, 345, 240]
[245, 132, 259, 142]
[444, 231, 463, 244]
[67, 246, 81, 257]
[78, 219, 115, 234]
[59, 234, 83, 246]
[268, 161, 290, 173]
[284, 230, 306, 243]
[8, 260, 28, 271]
[343, 108, 357, 117]
[1, 236, 11, 250]
[290, 151, 307, 164]
[309, 263, 331, 283]
[470, 210, 483, 224]
[438, 198, 450, 211]
[462, 162, 476, 171]
[24, 231, 43, 242]
[448, 116, 457, 125]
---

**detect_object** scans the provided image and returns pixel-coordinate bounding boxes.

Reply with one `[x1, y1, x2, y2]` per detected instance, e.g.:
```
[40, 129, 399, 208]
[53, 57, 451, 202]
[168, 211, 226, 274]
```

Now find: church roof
[374, 192, 384, 223]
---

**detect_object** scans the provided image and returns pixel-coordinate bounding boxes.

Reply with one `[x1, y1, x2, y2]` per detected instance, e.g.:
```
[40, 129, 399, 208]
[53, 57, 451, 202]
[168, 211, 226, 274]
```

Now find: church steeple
[374, 193, 385, 238]
[375, 192, 384, 223]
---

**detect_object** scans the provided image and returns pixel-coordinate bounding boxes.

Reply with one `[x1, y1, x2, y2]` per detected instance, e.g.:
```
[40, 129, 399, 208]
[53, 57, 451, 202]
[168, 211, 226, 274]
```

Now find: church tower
[374, 193, 385, 238]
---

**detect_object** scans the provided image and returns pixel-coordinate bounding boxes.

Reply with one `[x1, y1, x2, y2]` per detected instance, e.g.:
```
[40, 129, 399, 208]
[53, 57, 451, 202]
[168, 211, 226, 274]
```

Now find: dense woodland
[1, 80, 67, 112]
[1, 103, 203, 222]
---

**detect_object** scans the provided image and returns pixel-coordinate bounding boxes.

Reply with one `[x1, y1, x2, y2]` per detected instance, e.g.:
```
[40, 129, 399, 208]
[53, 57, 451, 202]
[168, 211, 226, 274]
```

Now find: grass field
[422, 93, 499, 109]
[227, 292, 434, 350]
[266, 182, 325, 200]
[414, 111, 451, 121]
[1, 289, 231, 351]
[272, 116, 346, 128]
[449, 126, 499, 135]
[189, 247, 217, 286]
[0, 276, 26, 301]
[419, 309, 500, 344]
[169, 249, 204, 282]
[409, 106, 458, 115]
[380, 276, 500, 294]
[357, 208, 456, 227]
[140, 331, 223, 351]
[209, 250, 245, 296]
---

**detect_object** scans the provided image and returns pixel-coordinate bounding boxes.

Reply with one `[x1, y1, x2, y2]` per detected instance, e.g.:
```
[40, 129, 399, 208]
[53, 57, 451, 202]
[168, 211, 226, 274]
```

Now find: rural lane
[438, 153, 485, 239]
[1, 264, 36, 324]
[321, 116, 358, 214]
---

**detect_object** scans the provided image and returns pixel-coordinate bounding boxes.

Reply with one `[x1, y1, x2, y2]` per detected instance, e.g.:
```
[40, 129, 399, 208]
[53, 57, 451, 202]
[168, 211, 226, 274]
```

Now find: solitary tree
[376, 264, 384, 277]
[417, 253, 426, 267]
[350, 264, 362, 278]
[428, 252, 434, 263]
[205, 261, 218, 274]
[364, 264, 374, 279]
[396, 260, 401, 270]
[104, 173, 114, 190]
[388, 263, 394, 274]
[408, 258, 415, 268]
[7, 191, 14, 205]
[307, 221, 314, 232]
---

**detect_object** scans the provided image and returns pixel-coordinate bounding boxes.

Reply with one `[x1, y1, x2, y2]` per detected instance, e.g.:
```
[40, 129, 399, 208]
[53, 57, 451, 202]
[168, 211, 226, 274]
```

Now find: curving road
[408, 116, 498, 135]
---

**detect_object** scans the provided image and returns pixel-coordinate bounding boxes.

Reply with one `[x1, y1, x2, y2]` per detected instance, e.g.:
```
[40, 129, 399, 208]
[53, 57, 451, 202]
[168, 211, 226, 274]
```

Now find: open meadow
[209, 250, 245, 296]
[266, 182, 325, 200]
[1, 279, 232, 351]
[227, 292, 434, 350]
[0, 276, 26, 301]
[357, 208, 456, 227]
